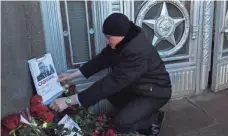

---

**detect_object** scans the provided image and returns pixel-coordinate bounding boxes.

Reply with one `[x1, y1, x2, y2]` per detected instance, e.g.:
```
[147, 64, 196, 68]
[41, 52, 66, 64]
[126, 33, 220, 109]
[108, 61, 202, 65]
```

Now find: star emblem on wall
[143, 2, 185, 46]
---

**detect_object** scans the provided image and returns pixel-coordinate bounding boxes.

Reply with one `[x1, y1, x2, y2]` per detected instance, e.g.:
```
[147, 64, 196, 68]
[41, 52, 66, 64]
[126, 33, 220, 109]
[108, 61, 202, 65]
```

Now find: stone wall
[1, 1, 45, 117]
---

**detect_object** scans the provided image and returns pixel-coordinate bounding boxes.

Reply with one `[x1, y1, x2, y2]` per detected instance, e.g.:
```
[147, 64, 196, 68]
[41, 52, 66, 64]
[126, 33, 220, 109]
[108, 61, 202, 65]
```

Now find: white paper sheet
[28, 53, 63, 105]
[58, 114, 82, 136]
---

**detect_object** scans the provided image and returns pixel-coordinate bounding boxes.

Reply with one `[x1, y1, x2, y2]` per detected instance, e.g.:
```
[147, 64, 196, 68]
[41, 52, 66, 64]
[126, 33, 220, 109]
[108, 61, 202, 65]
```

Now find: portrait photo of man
[36, 62, 55, 81]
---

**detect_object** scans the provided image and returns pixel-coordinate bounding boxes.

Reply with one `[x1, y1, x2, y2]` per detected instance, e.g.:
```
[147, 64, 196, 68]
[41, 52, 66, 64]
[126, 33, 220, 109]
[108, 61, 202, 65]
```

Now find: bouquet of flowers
[1, 85, 145, 136]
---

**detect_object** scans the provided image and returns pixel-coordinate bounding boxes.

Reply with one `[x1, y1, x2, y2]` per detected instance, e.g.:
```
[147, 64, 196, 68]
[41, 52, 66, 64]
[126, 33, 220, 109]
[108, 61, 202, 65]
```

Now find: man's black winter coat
[78, 23, 172, 108]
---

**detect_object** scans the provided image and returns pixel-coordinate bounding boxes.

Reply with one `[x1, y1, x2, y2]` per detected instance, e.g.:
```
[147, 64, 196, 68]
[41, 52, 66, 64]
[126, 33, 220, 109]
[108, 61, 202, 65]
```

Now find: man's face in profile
[38, 62, 48, 74]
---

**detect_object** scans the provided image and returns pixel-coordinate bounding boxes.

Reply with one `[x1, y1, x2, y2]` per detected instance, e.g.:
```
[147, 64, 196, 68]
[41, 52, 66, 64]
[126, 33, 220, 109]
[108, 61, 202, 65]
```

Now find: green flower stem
[9, 125, 24, 136]
[29, 124, 48, 136]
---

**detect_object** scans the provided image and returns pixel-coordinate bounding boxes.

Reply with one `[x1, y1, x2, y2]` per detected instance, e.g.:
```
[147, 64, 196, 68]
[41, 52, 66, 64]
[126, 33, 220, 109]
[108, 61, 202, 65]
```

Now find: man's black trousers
[107, 89, 170, 133]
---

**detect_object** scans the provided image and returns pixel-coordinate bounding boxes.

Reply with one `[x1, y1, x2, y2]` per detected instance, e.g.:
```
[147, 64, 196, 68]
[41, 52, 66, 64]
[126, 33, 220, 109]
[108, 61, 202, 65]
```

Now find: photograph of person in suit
[49, 64, 55, 74]
[37, 62, 55, 81]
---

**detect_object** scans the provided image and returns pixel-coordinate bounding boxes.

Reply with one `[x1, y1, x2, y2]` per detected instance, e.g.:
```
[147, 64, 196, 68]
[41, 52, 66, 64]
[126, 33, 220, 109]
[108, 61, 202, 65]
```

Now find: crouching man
[49, 13, 172, 136]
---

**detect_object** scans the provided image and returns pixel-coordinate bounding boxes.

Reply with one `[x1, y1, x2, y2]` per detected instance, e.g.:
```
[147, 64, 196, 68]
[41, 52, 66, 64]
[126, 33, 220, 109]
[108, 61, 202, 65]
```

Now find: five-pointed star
[143, 2, 185, 46]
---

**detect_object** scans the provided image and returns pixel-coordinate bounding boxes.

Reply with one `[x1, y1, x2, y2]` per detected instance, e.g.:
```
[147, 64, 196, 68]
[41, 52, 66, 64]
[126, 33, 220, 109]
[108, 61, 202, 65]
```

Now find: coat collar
[115, 22, 141, 53]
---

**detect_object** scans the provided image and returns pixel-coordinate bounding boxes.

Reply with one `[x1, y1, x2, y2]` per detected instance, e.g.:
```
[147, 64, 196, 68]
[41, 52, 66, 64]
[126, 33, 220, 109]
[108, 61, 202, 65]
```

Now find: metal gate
[212, 1, 228, 92]
[40, 0, 227, 113]
[122, 0, 214, 98]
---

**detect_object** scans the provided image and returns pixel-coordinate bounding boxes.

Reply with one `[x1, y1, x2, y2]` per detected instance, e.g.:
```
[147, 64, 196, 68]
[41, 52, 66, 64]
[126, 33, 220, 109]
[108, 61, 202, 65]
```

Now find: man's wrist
[65, 97, 72, 107]
[71, 72, 78, 79]
[69, 95, 78, 105]
[72, 70, 83, 79]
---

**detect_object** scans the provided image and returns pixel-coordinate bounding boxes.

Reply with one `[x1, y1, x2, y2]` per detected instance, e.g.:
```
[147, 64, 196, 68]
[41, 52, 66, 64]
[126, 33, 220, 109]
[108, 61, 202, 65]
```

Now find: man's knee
[113, 115, 135, 132]
[113, 111, 159, 132]
[114, 119, 131, 132]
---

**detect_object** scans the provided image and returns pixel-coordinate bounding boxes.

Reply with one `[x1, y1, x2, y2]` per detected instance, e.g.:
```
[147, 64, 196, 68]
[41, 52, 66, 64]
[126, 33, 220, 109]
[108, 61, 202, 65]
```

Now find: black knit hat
[102, 13, 131, 36]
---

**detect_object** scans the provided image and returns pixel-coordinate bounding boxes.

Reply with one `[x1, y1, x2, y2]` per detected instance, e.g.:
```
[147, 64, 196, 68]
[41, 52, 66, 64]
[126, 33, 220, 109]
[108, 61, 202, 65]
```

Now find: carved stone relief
[135, 0, 190, 58]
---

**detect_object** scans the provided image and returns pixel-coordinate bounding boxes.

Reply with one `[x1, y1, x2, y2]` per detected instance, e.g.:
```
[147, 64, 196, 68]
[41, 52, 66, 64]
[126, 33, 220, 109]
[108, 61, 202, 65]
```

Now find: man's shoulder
[122, 43, 151, 58]
[125, 32, 151, 50]
[122, 40, 161, 64]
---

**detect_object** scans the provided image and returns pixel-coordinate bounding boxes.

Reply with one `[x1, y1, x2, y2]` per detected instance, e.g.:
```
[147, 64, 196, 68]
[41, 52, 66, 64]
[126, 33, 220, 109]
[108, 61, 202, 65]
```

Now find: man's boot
[137, 110, 165, 136]
[151, 110, 165, 136]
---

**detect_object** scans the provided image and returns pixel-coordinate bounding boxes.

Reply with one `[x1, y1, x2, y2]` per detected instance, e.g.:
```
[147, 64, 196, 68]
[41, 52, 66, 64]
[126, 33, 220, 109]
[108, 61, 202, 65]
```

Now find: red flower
[98, 114, 106, 121]
[95, 129, 99, 134]
[95, 122, 100, 126]
[1, 127, 9, 136]
[30, 95, 42, 105]
[100, 122, 104, 126]
[69, 85, 76, 91]
[36, 111, 46, 118]
[69, 84, 76, 94]
[90, 132, 97, 136]
[101, 131, 106, 136]
[2, 113, 20, 130]
[41, 112, 54, 122]
[30, 106, 36, 113]
[106, 129, 116, 136]
[30, 104, 48, 114]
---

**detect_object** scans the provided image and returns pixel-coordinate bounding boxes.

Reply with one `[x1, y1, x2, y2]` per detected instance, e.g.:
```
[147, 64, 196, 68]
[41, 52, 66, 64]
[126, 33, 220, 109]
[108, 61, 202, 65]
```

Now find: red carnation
[69, 84, 76, 91]
[1, 127, 9, 136]
[30, 104, 48, 114]
[41, 112, 54, 122]
[36, 111, 46, 118]
[100, 123, 104, 126]
[30, 106, 36, 113]
[90, 132, 97, 136]
[95, 129, 99, 134]
[2, 113, 21, 130]
[106, 129, 117, 136]
[95, 122, 100, 127]
[30, 95, 42, 105]
[69, 84, 76, 95]
[101, 131, 106, 136]
[98, 114, 106, 121]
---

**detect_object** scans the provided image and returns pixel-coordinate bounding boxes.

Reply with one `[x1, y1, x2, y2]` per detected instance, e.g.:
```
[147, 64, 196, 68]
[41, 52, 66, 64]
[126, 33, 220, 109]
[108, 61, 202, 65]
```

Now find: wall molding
[40, 0, 67, 73]
[200, 1, 214, 91]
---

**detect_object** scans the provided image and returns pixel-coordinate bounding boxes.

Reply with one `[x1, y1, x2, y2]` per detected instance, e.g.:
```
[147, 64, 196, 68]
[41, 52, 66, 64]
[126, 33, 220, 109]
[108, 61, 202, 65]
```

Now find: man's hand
[49, 95, 78, 112]
[58, 70, 84, 84]
[49, 97, 68, 112]
[58, 73, 75, 84]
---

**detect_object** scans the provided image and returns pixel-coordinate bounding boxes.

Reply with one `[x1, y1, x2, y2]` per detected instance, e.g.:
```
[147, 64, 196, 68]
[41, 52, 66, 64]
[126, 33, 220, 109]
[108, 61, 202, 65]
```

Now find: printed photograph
[36, 62, 55, 81]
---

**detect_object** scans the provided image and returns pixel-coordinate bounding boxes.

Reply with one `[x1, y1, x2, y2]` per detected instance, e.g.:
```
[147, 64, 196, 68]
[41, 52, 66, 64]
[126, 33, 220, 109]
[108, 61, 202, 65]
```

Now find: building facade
[39, 0, 228, 113]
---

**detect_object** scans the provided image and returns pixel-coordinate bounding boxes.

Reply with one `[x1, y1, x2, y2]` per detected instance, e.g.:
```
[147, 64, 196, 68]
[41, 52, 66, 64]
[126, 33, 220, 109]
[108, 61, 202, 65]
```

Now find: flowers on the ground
[63, 84, 76, 96]
[91, 132, 98, 136]
[41, 111, 54, 122]
[98, 114, 106, 121]
[30, 94, 42, 105]
[2, 113, 21, 130]
[1, 127, 10, 136]
[31, 103, 48, 113]
[69, 84, 76, 94]
[30, 95, 54, 123]
[42, 122, 48, 128]
[106, 129, 117, 136]
[1, 86, 142, 136]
